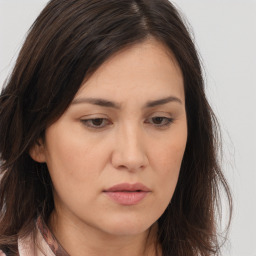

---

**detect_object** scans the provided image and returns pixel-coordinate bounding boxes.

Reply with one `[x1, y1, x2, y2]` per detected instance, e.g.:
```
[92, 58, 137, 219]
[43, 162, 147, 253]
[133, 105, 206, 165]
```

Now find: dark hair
[0, 0, 232, 255]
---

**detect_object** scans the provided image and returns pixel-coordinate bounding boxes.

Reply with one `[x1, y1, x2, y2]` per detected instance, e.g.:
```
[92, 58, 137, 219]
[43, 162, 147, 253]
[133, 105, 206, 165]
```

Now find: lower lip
[104, 191, 149, 205]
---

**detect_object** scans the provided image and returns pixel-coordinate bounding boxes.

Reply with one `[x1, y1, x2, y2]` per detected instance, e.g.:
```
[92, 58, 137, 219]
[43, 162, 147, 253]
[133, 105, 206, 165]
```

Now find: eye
[81, 118, 111, 129]
[146, 116, 173, 127]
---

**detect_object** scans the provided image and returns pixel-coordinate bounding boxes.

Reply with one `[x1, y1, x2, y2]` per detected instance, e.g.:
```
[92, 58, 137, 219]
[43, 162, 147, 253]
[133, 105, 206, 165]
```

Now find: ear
[29, 139, 46, 163]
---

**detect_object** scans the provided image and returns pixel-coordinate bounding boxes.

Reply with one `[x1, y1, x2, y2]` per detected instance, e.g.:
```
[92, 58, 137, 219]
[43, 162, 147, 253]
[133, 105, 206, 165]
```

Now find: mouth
[103, 183, 151, 205]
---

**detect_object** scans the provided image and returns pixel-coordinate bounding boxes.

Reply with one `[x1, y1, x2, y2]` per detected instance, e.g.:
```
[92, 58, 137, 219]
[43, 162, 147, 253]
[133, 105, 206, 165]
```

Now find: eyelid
[79, 112, 175, 130]
[146, 111, 173, 120]
[144, 110, 175, 128]
[80, 117, 112, 129]
[146, 116, 174, 125]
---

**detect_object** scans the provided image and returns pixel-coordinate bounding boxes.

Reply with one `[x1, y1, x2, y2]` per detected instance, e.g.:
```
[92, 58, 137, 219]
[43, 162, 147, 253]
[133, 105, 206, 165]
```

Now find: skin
[30, 38, 187, 256]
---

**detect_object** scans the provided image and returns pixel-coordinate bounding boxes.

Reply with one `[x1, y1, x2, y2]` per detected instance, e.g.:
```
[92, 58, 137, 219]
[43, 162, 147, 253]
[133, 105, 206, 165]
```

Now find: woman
[0, 0, 232, 255]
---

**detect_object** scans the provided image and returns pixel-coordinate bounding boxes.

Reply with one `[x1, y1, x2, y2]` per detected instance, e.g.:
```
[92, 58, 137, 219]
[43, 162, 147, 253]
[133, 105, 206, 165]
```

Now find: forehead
[75, 38, 184, 103]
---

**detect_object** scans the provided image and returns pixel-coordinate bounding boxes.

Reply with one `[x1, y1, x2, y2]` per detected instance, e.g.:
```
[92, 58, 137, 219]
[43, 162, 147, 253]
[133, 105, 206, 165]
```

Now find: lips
[104, 183, 150, 192]
[103, 183, 151, 205]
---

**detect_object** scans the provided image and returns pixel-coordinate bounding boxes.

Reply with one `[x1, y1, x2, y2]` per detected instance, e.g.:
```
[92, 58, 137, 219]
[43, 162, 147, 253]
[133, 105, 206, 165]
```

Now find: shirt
[0, 216, 69, 256]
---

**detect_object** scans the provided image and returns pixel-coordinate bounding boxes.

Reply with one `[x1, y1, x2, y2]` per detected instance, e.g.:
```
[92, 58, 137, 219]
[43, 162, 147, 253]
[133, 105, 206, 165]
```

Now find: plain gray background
[0, 0, 255, 255]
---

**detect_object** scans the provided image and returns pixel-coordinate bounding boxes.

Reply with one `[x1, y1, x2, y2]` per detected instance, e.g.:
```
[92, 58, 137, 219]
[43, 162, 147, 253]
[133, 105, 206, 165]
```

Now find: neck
[48, 210, 160, 256]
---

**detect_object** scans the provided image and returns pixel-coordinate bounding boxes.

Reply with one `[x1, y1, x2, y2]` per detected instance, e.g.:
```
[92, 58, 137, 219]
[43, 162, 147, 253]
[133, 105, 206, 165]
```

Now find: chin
[100, 216, 156, 236]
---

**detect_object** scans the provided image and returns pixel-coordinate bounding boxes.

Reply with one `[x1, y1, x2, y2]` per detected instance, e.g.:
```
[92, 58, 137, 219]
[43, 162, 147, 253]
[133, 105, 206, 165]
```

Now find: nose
[111, 124, 148, 172]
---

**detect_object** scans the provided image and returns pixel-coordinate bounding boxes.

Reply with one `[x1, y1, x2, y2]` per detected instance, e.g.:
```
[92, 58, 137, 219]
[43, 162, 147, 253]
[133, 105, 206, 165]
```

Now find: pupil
[92, 119, 103, 126]
[153, 117, 163, 124]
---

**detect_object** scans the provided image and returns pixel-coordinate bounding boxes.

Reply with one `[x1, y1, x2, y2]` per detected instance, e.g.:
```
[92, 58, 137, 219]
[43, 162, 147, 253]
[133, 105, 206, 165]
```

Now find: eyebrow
[145, 96, 182, 108]
[72, 98, 121, 108]
[71, 96, 182, 109]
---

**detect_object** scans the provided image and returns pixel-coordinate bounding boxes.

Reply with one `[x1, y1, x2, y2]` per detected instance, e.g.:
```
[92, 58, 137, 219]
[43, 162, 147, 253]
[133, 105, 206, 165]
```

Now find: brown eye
[81, 118, 111, 129]
[152, 117, 165, 124]
[147, 116, 173, 127]
[91, 118, 104, 126]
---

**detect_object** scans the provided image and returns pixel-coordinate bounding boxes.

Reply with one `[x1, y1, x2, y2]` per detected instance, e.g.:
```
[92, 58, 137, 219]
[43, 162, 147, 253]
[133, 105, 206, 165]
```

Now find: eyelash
[81, 118, 112, 129]
[145, 116, 174, 127]
[80, 116, 174, 129]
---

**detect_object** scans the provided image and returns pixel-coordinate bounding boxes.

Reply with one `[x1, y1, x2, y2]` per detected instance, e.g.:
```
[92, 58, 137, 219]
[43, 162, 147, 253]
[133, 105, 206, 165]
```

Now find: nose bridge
[112, 121, 147, 171]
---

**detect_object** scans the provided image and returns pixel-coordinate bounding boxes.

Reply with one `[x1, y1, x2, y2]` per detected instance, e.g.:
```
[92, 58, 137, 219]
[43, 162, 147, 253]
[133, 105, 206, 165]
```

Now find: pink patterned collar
[36, 216, 70, 256]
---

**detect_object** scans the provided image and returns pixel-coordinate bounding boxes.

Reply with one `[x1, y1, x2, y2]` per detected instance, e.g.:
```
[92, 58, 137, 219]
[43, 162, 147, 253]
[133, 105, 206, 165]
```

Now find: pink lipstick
[103, 183, 150, 205]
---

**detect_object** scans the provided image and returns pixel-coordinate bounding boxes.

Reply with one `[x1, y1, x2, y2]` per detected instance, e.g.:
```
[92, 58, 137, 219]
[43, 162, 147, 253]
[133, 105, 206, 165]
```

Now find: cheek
[44, 135, 106, 214]
[153, 131, 187, 174]
[150, 129, 187, 201]
[45, 125, 108, 177]
[43, 132, 95, 203]
[155, 146, 183, 192]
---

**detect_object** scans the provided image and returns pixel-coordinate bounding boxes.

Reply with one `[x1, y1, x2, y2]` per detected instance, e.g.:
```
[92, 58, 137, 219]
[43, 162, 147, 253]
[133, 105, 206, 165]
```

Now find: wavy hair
[0, 0, 232, 255]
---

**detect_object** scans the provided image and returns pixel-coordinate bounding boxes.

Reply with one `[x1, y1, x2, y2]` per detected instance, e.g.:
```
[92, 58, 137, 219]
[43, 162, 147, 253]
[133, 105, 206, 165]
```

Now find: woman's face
[31, 39, 187, 237]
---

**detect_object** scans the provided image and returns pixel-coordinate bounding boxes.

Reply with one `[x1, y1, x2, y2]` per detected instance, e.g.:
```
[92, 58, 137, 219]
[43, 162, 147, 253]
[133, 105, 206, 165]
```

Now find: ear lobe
[29, 139, 46, 163]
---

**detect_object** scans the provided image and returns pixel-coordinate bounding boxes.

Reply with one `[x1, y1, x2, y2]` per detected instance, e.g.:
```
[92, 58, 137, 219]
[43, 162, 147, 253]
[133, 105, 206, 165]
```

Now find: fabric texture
[1, 216, 69, 256]
[0, 250, 6, 256]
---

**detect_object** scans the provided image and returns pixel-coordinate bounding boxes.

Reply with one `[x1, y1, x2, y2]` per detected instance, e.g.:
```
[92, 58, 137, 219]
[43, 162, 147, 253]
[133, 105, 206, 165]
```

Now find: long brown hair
[0, 0, 232, 255]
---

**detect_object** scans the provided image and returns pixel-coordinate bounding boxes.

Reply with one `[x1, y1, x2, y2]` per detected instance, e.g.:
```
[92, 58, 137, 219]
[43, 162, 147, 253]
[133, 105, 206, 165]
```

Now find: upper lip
[104, 183, 151, 192]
